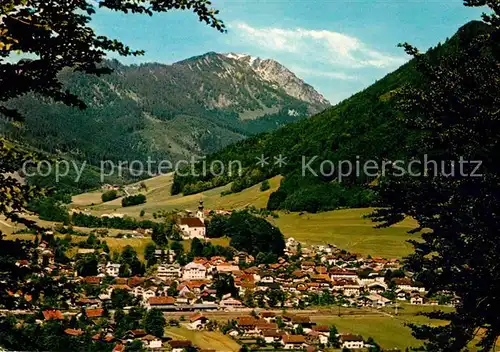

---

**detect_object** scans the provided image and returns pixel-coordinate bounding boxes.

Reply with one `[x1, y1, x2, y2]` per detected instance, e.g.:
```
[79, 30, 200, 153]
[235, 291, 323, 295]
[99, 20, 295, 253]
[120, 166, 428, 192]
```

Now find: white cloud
[287, 66, 359, 81]
[231, 22, 406, 69]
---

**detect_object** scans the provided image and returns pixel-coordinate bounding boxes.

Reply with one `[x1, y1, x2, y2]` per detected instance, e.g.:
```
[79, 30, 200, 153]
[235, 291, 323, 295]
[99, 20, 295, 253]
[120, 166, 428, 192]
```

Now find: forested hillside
[0, 53, 329, 165]
[172, 21, 490, 213]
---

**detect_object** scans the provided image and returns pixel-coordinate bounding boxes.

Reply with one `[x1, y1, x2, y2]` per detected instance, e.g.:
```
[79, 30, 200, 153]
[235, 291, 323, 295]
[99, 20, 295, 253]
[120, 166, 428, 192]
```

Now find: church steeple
[196, 199, 204, 223]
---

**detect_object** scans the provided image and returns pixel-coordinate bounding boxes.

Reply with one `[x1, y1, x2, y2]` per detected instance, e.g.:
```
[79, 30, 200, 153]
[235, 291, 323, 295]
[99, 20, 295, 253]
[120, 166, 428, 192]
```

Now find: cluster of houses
[40, 309, 215, 352]
[226, 311, 368, 350]
[15, 235, 444, 313]
[5, 217, 460, 351]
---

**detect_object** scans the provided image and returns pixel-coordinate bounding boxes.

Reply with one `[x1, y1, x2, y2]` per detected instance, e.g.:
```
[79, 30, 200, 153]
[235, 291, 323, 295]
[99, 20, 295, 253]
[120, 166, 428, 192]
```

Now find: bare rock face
[223, 53, 331, 109]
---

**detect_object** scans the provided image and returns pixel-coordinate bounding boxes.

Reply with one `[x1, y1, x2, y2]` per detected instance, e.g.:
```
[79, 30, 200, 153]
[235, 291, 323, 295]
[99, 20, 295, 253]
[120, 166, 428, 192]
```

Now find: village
[1, 201, 458, 352]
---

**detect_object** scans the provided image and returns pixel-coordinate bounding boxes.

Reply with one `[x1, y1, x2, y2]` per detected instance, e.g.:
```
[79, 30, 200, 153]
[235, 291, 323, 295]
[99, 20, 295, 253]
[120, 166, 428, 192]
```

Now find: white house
[281, 335, 307, 349]
[154, 249, 176, 263]
[220, 298, 244, 309]
[285, 237, 299, 255]
[188, 313, 209, 330]
[131, 286, 144, 298]
[142, 289, 157, 303]
[98, 263, 121, 277]
[341, 334, 364, 349]
[141, 335, 162, 349]
[366, 293, 391, 307]
[145, 296, 176, 310]
[330, 270, 358, 281]
[343, 285, 361, 297]
[366, 281, 388, 293]
[393, 278, 426, 292]
[262, 330, 282, 344]
[215, 264, 240, 274]
[260, 275, 275, 284]
[410, 294, 425, 305]
[168, 340, 193, 352]
[157, 264, 181, 279]
[182, 262, 207, 280]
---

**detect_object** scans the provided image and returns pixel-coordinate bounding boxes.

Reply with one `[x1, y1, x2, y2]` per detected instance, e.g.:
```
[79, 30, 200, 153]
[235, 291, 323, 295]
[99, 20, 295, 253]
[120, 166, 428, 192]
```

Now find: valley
[0, 0, 497, 349]
[2, 173, 415, 259]
[64, 174, 416, 259]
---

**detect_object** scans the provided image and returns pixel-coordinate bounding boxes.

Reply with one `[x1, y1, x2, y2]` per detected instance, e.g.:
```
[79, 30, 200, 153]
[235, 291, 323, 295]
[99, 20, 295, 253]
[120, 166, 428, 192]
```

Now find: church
[176, 200, 206, 239]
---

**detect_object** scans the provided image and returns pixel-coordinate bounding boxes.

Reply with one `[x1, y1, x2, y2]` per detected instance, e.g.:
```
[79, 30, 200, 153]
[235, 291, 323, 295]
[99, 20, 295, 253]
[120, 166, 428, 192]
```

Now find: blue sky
[91, 1, 486, 103]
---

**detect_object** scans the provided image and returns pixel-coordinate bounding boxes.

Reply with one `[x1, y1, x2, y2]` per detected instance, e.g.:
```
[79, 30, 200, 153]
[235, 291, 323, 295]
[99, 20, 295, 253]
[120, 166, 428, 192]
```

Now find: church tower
[196, 199, 204, 223]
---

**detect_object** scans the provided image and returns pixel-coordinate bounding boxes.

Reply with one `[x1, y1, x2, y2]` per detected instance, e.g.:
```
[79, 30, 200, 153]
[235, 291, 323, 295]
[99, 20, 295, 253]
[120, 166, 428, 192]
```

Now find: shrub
[260, 179, 270, 192]
[121, 194, 146, 207]
[101, 190, 118, 202]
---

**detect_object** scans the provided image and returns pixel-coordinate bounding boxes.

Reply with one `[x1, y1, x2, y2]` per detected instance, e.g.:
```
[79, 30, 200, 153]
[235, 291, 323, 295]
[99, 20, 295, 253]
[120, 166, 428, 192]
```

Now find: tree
[170, 241, 184, 258]
[213, 273, 238, 299]
[167, 281, 178, 297]
[267, 289, 286, 308]
[244, 290, 256, 308]
[260, 179, 270, 192]
[371, 2, 500, 351]
[75, 254, 98, 276]
[126, 340, 145, 352]
[143, 308, 166, 338]
[294, 324, 304, 335]
[207, 211, 285, 257]
[144, 242, 157, 267]
[152, 222, 170, 248]
[329, 325, 340, 347]
[121, 194, 147, 207]
[111, 288, 134, 309]
[190, 238, 204, 257]
[366, 337, 381, 352]
[205, 214, 228, 238]
[101, 190, 118, 202]
[120, 245, 145, 276]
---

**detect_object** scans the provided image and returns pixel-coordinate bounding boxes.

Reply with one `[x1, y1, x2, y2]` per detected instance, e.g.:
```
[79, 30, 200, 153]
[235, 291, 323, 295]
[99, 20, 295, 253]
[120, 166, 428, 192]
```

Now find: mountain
[0, 52, 330, 165]
[171, 21, 491, 212]
[223, 53, 330, 106]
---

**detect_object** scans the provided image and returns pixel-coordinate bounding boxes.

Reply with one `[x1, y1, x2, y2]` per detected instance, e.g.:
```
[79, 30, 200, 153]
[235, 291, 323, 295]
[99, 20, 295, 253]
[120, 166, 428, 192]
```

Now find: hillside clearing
[30, 176, 418, 259]
[85, 175, 282, 218]
[271, 208, 418, 259]
[163, 327, 240, 352]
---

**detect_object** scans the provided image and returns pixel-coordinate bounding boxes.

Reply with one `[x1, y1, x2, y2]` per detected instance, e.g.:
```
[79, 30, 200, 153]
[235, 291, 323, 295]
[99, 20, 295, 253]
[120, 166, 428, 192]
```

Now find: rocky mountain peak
[222, 52, 330, 107]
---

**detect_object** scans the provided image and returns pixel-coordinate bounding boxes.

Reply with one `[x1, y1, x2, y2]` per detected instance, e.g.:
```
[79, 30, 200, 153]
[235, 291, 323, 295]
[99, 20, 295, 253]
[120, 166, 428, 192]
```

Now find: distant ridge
[1, 52, 330, 166]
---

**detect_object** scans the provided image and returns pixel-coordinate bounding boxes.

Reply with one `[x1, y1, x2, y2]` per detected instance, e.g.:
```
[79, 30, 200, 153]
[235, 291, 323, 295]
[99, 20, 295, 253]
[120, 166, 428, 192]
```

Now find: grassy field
[3, 232, 229, 261]
[270, 208, 418, 259]
[71, 191, 104, 207]
[163, 327, 240, 352]
[71, 173, 415, 258]
[10, 174, 417, 260]
[164, 305, 452, 351]
[82, 175, 282, 218]
[314, 313, 441, 350]
[314, 304, 494, 351]
[71, 173, 176, 208]
[4, 233, 152, 261]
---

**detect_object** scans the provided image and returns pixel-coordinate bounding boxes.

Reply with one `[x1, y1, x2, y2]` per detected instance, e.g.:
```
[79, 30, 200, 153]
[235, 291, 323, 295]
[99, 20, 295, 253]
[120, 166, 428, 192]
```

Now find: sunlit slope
[271, 208, 418, 259]
[85, 175, 282, 218]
